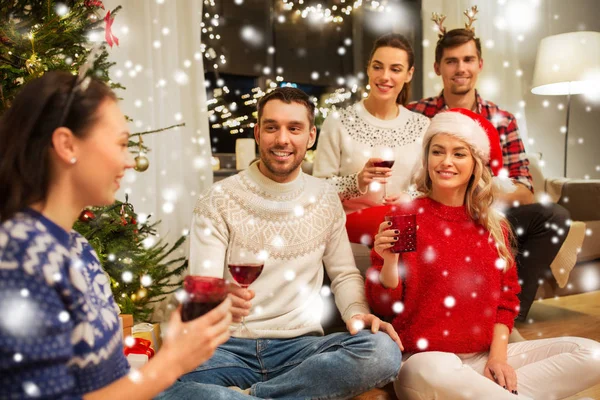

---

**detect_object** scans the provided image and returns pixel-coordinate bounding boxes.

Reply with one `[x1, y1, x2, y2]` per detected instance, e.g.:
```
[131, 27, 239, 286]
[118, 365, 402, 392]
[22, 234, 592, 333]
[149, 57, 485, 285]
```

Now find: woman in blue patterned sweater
[0, 71, 232, 399]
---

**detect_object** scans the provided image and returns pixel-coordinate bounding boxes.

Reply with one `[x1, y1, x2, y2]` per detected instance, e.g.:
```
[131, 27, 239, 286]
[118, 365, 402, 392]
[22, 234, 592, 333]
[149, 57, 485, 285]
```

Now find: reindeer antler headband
[463, 5, 478, 33]
[431, 5, 479, 40]
[431, 12, 447, 39]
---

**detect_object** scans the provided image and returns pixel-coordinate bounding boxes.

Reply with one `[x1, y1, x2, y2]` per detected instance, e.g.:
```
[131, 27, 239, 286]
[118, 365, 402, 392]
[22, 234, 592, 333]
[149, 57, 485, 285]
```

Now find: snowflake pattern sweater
[0, 209, 129, 399]
[346, 197, 520, 354]
[190, 161, 370, 339]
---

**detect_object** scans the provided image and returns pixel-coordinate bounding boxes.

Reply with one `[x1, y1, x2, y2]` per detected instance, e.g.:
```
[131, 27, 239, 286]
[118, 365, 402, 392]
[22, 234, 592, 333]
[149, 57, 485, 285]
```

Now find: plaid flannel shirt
[407, 91, 533, 192]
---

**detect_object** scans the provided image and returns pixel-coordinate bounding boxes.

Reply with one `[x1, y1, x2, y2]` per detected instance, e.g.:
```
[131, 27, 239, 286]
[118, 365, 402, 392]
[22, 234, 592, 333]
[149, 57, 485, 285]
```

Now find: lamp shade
[531, 31, 600, 95]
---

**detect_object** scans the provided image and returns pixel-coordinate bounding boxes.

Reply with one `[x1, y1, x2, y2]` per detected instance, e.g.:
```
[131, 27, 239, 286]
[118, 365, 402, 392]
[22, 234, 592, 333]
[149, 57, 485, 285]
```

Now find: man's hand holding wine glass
[227, 283, 255, 323]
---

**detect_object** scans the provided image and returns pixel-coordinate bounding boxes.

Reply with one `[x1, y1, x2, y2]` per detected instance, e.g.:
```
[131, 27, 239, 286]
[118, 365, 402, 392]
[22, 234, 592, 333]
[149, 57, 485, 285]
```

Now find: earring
[70, 157, 77, 164]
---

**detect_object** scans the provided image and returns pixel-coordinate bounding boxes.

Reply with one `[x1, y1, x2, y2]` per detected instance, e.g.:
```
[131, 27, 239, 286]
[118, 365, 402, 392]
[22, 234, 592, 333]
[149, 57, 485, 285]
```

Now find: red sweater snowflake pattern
[347, 197, 520, 354]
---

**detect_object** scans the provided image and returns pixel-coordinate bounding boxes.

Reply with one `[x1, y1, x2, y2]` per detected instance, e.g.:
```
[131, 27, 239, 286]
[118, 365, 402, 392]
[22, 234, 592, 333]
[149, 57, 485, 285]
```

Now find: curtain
[102, 0, 212, 317]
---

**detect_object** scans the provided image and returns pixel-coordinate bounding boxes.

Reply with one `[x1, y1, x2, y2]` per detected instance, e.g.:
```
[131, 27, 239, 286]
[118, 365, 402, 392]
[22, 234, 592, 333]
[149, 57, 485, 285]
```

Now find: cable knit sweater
[312, 100, 430, 213]
[346, 197, 520, 354]
[190, 161, 370, 339]
[0, 209, 129, 399]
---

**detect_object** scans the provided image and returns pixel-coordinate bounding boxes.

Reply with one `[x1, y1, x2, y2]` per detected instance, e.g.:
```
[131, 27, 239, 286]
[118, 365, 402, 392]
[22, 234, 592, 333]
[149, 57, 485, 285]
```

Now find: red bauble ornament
[84, 0, 105, 9]
[79, 210, 96, 222]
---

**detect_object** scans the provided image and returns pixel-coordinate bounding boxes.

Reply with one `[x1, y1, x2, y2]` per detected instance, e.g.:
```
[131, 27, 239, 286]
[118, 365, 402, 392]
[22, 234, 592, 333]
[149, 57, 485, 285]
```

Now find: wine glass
[226, 231, 267, 335]
[373, 146, 395, 199]
[180, 276, 228, 322]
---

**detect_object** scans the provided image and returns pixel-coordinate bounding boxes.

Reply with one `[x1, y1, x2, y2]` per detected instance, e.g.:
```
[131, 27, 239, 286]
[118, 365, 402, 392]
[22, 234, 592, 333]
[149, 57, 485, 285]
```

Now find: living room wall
[421, 0, 600, 180]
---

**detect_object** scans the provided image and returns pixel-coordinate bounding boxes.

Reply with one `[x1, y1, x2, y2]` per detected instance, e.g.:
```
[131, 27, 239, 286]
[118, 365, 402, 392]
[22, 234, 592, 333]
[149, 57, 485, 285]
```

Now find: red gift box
[124, 337, 155, 359]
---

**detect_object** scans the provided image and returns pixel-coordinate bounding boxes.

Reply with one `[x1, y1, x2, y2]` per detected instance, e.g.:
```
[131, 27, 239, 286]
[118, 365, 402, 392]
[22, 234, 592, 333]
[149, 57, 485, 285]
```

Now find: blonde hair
[413, 134, 515, 271]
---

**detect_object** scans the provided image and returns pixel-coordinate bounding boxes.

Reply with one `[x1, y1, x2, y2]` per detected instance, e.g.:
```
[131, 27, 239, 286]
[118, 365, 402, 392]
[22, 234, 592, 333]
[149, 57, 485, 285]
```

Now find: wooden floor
[355, 290, 600, 400]
[518, 291, 600, 400]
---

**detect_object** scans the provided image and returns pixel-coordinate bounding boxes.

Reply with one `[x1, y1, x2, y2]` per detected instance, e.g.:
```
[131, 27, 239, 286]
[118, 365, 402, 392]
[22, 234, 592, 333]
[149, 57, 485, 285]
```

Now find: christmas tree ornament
[134, 135, 149, 172]
[85, 0, 105, 9]
[25, 53, 44, 77]
[78, 209, 96, 222]
[104, 10, 119, 47]
[119, 204, 129, 225]
[135, 154, 149, 172]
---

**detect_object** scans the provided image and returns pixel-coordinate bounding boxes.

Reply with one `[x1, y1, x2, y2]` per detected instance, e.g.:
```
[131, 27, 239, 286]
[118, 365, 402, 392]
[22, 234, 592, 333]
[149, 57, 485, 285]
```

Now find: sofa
[528, 153, 600, 263]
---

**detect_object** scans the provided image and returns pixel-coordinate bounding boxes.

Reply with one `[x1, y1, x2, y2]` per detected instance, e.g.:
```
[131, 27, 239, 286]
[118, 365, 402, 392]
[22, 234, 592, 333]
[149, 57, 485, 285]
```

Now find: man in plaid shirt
[407, 28, 575, 321]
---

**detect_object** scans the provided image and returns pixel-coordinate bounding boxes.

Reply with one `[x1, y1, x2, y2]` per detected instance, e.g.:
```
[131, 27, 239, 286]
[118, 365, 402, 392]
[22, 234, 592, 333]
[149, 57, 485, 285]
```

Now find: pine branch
[132, 122, 186, 137]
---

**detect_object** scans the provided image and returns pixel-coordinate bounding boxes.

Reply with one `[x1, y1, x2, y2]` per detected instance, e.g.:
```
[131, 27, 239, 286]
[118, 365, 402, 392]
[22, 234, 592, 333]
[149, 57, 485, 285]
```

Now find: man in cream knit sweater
[158, 88, 402, 400]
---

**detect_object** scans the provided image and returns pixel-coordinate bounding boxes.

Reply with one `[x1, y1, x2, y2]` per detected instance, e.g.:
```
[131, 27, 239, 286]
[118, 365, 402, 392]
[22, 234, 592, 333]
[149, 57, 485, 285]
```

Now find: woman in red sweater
[348, 109, 600, 399]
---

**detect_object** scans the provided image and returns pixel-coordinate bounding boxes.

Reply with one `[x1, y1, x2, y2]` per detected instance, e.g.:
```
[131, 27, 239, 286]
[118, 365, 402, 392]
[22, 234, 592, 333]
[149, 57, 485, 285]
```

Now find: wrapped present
[124, 337, 155, 358]
[132, 322, 162, 351]
[119, 314, 133, 340]
[127, 353, 149, 369]
[124, 337, 154, 368]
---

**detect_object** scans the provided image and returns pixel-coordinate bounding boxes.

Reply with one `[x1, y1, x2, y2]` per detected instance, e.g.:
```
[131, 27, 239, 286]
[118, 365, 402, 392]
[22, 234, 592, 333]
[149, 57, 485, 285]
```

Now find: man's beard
[259, 146, 306, 178]
[450, 85, 472, 95]
[450, 77, 473, 95]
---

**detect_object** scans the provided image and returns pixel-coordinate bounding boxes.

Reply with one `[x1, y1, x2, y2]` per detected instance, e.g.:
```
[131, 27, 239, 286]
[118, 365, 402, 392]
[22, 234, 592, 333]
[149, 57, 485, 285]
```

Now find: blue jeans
[157, 330, 401, 400]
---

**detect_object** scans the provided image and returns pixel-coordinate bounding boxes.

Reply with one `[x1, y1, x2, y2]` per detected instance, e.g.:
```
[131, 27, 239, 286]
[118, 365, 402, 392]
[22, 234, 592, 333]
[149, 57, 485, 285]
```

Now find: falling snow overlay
[190, 162, 369, 339]
[407, 91, 534, 192]
[361, 197, 520, 354]
[313, 100, 430, 214]
[0, 209, 129, 398]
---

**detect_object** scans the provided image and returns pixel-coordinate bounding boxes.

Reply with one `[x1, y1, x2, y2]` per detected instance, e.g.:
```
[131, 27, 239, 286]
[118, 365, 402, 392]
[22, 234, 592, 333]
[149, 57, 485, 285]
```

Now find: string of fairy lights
[279, 0, 390, 23]
[207, 83, 367, 136]
[201, 0, 387, 137]
[200, 0, 227, 71]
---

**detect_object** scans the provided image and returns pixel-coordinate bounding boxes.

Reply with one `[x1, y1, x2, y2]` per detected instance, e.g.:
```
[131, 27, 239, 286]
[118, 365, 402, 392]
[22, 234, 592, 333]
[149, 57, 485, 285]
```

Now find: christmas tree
[0, 0, 122, 112]
[1, 0, 187, 322]
[75, 198, 187, 323]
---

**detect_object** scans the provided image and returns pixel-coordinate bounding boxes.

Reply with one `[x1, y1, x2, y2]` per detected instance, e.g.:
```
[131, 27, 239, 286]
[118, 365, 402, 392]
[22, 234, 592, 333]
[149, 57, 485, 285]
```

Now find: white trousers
[394, 337, 600, 400]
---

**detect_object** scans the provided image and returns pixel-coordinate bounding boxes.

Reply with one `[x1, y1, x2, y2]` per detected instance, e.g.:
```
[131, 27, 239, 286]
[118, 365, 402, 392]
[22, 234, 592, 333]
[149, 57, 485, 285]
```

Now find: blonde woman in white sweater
[313, 33, 429, 214]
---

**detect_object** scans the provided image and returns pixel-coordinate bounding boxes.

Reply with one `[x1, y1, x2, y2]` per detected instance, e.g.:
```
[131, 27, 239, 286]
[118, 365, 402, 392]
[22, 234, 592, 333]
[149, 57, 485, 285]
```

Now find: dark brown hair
[435, 28, 482, 64]
[257, 87, 315, 127]
[0, 71, 116, 221]
[368, 33, 415, 106]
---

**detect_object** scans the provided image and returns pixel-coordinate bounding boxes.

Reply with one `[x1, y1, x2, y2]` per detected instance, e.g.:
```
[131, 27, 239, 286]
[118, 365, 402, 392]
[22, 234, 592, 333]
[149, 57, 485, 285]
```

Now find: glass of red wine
[373, 146, 395, 199]
[227, 232, 267, 336]
[180, 276, 228, 322]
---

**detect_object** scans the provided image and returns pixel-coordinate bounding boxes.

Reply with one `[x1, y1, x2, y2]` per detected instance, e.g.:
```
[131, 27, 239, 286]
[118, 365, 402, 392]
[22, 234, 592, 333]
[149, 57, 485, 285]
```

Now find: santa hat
[423, 108, 515, 192]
